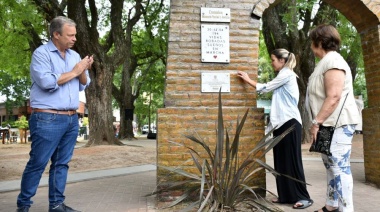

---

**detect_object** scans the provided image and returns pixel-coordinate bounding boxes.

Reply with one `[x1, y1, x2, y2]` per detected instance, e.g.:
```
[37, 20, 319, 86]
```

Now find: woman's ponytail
[271, 48, 296, 70]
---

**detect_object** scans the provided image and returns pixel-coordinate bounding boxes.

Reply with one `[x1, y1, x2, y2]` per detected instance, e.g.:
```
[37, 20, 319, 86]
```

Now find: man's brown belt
[32, 108, 77, 116]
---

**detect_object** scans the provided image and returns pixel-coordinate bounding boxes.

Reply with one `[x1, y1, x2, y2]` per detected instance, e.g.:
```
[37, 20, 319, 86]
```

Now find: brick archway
[252, 0, 380, 187]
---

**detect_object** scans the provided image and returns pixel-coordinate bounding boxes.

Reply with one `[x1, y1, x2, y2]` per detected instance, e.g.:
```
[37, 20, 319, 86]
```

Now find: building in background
[0, 91, 87, 126]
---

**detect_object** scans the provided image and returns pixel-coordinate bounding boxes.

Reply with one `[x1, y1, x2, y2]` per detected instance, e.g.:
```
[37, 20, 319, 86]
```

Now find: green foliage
[132, 4, 168, 126]
[133, 65, 165, 127]
[82, 117, 89, 127]
[0, 70, 30, 109]
[2, 120, 14, 128]
[148, 91, 299, 211]
[258, 32, 275, 100]
[353, 67, 367, 107]
[14, 115, 28, 129]
[335, 13, 367, 107]
[0, 0, 44, 77]
[0, 0, 44, 110]
[111, 0, 168, 132]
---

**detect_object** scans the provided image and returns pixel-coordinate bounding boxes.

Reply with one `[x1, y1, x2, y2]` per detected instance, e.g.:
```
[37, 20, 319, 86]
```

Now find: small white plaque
[201, 8, 231, 23]
[201, 24, 230, 63]
[201, 72, 230, 93]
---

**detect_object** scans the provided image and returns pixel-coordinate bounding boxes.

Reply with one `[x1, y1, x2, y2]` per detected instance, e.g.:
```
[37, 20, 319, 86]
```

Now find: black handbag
[309, 94, 348, 156]
[309, 125, 335, 156]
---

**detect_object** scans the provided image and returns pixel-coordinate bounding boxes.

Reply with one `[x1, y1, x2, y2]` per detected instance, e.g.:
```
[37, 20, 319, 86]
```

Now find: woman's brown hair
[309, 24, 341, 51]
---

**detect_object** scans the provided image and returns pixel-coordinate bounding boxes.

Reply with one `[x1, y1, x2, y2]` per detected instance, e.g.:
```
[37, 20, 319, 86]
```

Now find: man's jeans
[17, 112, 79, 208]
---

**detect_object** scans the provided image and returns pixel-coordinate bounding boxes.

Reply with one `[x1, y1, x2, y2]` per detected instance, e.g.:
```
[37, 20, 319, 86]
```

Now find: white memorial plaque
[201, 8, 231, 23]
[201, 24, 230, 63]
[201, 72, 230, 93]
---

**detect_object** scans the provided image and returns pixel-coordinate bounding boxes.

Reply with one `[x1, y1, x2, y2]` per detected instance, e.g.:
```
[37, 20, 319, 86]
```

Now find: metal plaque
[201, 24, 230, 63]
[201, 8, 231, 23]
[201, 72, 230, 93]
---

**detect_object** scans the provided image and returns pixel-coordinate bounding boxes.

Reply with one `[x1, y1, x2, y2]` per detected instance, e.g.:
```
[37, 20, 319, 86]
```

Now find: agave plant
[149, 91, 300, 211]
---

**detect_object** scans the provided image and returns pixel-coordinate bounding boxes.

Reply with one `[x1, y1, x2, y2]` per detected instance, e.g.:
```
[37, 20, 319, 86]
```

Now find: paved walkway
[1, 135, 379, 212]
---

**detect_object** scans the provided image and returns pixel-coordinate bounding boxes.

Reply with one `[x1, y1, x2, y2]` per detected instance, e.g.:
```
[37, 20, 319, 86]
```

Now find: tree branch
[32, 0, 65, 21]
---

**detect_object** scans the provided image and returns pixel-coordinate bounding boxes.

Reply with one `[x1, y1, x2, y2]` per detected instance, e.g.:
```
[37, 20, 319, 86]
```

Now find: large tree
[68, 0, 167, 144]
[0, 0, 42, 119]
[111, 2, 168, 139]
[261, 0, 362, 142]
[1, 0, 168, 145]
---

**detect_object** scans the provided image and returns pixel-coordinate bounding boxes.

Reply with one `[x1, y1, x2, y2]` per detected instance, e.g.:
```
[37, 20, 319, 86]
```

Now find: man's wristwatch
[311, 118, 320, 126]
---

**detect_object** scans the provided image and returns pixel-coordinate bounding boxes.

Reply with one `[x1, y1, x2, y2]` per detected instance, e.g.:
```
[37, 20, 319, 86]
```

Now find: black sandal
[293, 199, 313, 209]
[314, 206, 339, 212]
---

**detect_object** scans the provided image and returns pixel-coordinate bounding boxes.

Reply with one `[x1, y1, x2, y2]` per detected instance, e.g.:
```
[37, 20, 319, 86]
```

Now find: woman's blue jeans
[17, 112, 79, 208]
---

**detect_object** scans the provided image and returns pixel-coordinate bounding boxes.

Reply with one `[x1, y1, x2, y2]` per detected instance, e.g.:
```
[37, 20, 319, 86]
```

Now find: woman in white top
[238, 48, 313, 209]
[308, 24, 360, 212]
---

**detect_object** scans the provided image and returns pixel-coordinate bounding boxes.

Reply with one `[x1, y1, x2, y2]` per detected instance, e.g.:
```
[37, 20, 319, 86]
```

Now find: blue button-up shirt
[256, 67, 302, 129]
[30, 40, 90, 110]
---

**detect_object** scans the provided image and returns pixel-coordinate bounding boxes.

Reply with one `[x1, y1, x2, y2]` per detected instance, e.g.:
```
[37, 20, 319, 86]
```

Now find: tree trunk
[67, 0, 123, 145]
[85, 65, 122, 146]
[117, 61, 138, 140]
[118, 107, 136, 140]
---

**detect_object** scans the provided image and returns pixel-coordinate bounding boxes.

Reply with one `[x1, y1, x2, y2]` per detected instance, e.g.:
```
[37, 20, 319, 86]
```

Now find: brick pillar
[157, 0, 265, 193]
[360, 25, 380, 186]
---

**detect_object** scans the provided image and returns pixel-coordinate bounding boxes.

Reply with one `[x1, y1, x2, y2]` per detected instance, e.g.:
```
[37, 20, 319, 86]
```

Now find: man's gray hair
[49, 16, 76, 38]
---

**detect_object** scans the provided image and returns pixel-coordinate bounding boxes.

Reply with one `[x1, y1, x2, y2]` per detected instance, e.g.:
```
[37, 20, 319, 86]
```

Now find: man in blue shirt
[16, 16, 92, 212]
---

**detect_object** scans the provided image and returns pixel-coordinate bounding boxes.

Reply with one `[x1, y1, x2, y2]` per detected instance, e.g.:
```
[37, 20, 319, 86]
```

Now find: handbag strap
[333, 93, 349, 128]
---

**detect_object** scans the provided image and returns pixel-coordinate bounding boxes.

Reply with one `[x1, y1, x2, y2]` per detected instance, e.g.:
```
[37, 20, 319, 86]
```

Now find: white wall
[113, 109, 120, 122]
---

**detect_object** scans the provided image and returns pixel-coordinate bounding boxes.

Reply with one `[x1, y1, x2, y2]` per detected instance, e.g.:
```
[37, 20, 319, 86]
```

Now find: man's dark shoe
[16, 206, 29, 212]
[49, 203, 81, 212]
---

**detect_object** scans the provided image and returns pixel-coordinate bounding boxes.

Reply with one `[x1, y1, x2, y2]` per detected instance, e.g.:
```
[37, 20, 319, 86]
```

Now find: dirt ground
[0, 134, 363, 182]
[0, 137, 156, 182]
